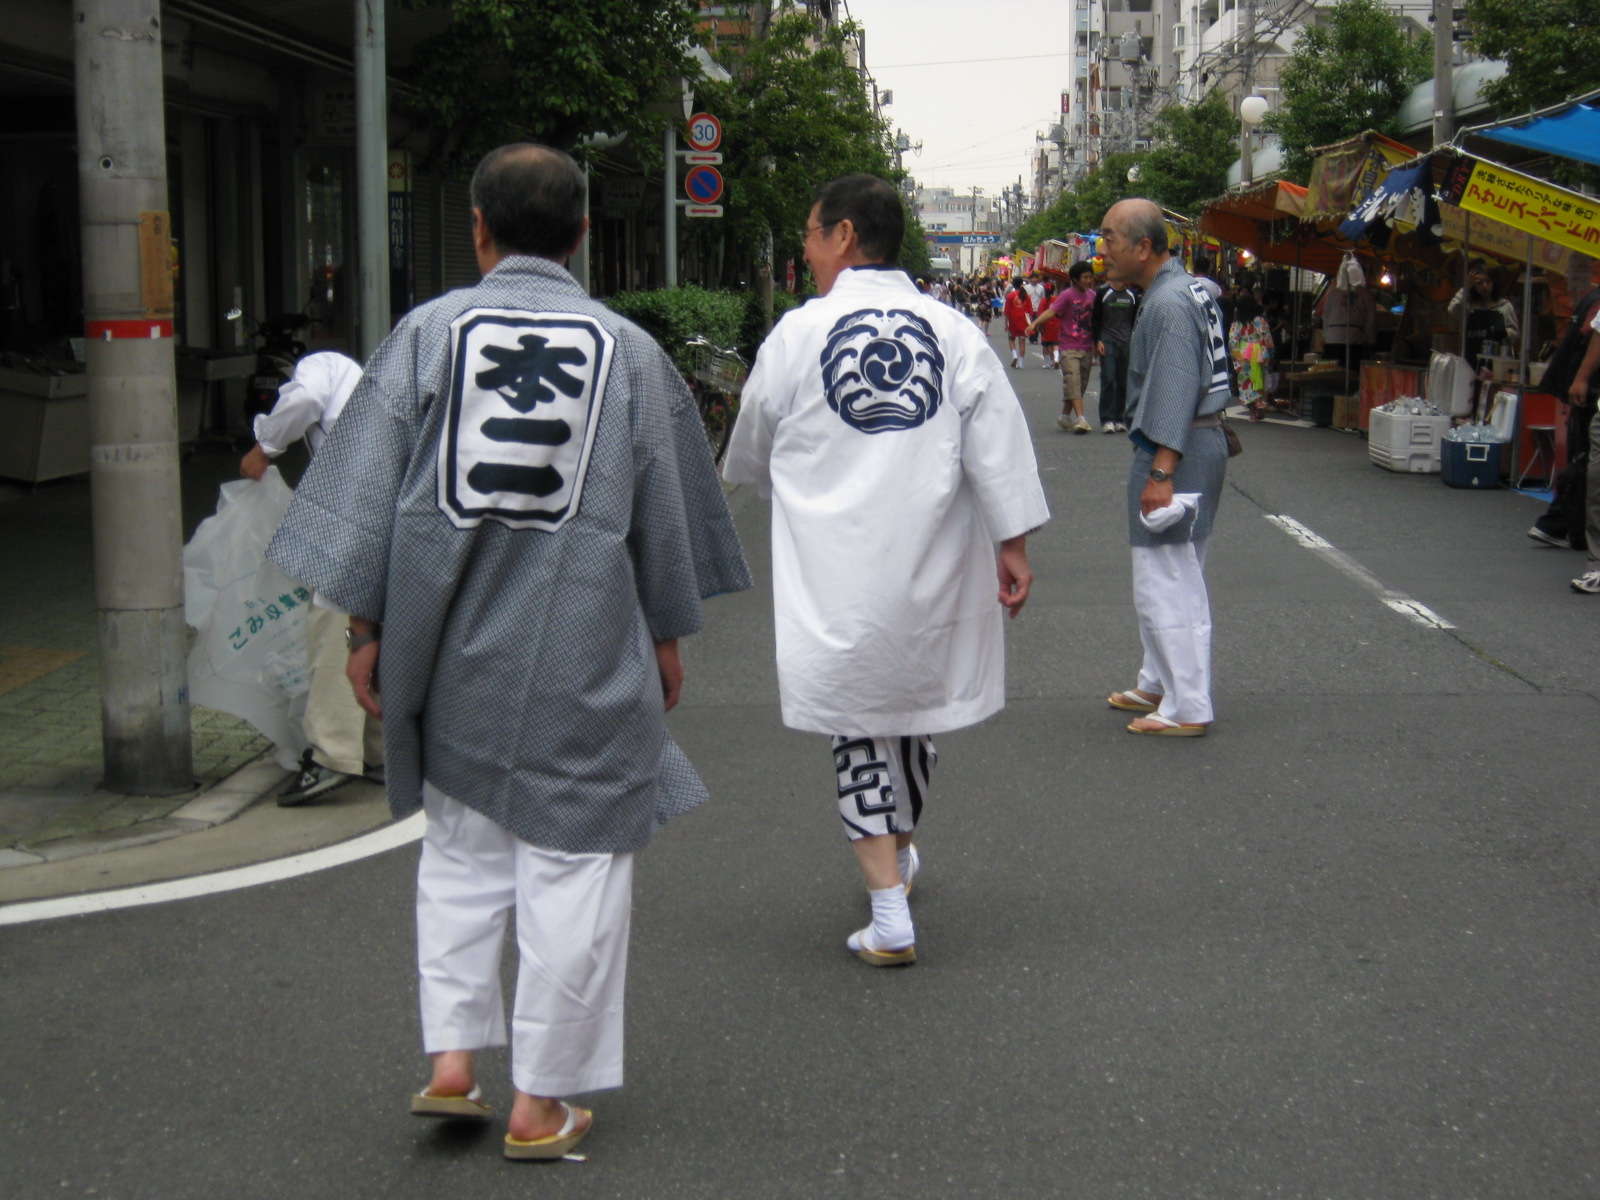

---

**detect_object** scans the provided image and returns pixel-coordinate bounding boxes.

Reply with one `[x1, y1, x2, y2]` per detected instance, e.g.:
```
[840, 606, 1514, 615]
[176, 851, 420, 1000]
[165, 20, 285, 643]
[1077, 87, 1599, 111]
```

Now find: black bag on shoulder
[1541, 287, 1600, 401]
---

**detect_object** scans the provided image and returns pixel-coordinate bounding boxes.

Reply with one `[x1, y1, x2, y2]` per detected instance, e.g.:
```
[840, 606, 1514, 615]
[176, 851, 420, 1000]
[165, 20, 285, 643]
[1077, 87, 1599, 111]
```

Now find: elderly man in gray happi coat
[1099, 198, 1230, 736]
[268, 144, 749, 1160]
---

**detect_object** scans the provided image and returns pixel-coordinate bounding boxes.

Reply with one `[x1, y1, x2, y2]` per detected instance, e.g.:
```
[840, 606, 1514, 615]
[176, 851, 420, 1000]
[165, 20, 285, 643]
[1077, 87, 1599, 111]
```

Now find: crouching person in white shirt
[240, 351, 383, 805]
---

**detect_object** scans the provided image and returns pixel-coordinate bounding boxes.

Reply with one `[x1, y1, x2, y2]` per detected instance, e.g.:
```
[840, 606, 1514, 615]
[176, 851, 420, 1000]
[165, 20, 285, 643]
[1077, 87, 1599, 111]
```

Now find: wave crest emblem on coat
[821, 307, 945, 433]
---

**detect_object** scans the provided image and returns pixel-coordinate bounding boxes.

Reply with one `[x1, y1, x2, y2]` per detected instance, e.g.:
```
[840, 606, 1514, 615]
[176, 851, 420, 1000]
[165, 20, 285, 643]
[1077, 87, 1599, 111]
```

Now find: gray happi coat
[1124, 255, 1232, 547]
[267, 256, 751, 854]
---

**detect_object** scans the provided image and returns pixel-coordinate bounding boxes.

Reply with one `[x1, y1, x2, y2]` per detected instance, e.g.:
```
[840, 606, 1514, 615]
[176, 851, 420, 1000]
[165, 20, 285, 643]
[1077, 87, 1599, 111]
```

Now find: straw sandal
[1107, 688, 1162, 712]
[410, 1083, 493, 1120]
[504, 1102, 592, 1160]
[1126, 713, 1209, 737]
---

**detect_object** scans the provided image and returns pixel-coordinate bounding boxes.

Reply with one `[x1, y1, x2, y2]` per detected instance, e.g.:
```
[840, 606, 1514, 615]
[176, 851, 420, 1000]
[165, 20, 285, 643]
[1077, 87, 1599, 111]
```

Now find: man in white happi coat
[267, 144, 750, 1159]
[240, 352, 384, 805]
[723, 175, 1050, 966]
[1099, 198, 1229, 736]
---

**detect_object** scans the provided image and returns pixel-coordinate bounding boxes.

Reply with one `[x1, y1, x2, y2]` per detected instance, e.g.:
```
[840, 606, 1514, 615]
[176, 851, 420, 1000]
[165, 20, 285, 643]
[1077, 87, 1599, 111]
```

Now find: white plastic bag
[183, 468, 310, 769]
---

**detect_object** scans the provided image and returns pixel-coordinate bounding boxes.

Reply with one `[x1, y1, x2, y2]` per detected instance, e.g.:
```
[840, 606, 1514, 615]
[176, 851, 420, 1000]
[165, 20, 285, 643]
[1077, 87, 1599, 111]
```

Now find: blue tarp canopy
[1475, 98, 1600, 169]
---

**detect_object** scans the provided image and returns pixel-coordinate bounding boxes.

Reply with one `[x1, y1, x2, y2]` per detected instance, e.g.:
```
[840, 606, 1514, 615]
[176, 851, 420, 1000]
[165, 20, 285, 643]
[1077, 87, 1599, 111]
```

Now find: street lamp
[1239, 94, 1268, 185]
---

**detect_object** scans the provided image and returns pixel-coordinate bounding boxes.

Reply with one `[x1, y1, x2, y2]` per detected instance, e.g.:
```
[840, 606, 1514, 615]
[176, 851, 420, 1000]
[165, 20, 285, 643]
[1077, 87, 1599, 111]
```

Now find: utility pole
[1238, 0, 1256, 185]
[663, 125, 678, 289]
[354, 0, 390, 359]
[75, 0, 193, 793]
[1431, 0, 1454, 146]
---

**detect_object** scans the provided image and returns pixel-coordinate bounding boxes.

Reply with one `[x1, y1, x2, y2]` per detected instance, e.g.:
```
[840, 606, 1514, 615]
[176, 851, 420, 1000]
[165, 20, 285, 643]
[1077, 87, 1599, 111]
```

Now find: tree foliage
[702, 6, 927, 278]
[1466, 0, 1600, 116]
[1138, 94, 1239, 215]
[1263, 0, 1432, 182]
[1013, 151, 1140, 252]
[1011, 93, 1235, 255]
[398, 0, 699, 171]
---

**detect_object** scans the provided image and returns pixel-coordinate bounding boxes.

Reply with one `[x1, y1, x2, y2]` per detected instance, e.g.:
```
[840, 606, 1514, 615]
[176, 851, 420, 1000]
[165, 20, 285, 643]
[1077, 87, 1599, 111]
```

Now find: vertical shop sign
[388, 150, 411, 315]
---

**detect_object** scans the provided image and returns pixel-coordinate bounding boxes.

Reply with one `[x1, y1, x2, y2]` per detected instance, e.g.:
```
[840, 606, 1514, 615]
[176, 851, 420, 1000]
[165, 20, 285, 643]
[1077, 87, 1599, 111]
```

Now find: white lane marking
[0, 812, 425, 927]
[1264, 514, 1455, 630]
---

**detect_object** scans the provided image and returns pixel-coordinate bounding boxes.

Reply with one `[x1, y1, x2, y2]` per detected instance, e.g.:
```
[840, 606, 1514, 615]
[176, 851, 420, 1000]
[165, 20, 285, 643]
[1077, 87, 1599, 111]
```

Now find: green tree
[1012, 150, 1143, 252]
[1263, 0, 1432, 182]
[1466, 0, 1600, 116]
[398, 0, 699, 170]
[703, 5, 924, 280]
[1139, 94, 1239, 215]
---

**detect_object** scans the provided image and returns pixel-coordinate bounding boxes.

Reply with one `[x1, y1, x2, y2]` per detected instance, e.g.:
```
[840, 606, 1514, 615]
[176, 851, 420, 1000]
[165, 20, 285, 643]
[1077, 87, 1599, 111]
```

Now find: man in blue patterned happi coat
[268, 144, 749, 1161]
[1099, 197, 1230, 738]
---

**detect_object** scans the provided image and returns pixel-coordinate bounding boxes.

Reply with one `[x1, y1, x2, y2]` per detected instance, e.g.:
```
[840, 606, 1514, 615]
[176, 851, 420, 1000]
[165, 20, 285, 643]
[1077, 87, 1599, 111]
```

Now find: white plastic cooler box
[1369, 405, 1451, 473]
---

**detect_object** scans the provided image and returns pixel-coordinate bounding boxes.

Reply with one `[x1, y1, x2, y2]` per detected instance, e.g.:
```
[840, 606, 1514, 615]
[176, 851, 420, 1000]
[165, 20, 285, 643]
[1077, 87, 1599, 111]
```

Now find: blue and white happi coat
[1123, 256, 1232, 547]
[723, 265, 1049, 737]
[268, 256, 751, 854]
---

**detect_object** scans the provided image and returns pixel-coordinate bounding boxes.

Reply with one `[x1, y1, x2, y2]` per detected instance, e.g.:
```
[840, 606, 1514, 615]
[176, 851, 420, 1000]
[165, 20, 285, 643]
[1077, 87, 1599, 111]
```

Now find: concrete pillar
[1432, 0, 1454, 147]
[74, 0, 193, 794]
[354, 0, 390, 359]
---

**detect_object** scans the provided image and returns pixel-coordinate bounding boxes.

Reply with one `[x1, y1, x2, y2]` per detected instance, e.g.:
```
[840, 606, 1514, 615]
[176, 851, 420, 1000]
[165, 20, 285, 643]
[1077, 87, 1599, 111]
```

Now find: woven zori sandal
[504, 1102, 592, 1160]
[1107, 688, 1161, 712]
[1126, 713, 1209, 737]
[410, 1083, 493, 1120]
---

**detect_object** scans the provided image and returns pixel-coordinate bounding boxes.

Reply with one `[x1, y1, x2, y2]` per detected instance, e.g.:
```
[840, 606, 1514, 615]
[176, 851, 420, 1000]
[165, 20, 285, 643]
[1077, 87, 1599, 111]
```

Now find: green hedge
[604, 285, 807, 375]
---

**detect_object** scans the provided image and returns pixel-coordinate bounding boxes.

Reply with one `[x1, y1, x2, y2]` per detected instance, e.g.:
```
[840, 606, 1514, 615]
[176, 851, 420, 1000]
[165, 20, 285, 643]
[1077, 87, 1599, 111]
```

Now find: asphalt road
[3, 331, 1597, 1200]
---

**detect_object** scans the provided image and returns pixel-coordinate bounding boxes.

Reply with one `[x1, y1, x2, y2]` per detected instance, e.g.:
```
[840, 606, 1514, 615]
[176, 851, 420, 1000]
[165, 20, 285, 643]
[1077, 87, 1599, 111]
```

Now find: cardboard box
[1332, 395, 1362, 429]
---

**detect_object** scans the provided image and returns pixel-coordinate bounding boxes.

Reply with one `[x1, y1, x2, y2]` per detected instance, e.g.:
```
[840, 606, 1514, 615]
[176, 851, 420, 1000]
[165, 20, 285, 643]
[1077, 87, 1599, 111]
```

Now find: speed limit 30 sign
[686, 112, 722, 152]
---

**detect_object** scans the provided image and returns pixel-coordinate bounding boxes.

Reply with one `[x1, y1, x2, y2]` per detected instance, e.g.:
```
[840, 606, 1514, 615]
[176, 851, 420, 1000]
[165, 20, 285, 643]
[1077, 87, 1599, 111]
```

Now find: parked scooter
[225, 306, 315, 424]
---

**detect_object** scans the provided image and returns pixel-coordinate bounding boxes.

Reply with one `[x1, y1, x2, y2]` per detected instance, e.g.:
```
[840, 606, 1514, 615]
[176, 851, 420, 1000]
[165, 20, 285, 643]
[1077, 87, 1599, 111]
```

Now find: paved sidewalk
[0, 443, 308, 867]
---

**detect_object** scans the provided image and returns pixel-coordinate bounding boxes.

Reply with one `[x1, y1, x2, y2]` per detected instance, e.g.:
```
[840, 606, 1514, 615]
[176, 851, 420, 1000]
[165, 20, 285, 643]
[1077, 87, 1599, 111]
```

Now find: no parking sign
[684, 165, 724, 206]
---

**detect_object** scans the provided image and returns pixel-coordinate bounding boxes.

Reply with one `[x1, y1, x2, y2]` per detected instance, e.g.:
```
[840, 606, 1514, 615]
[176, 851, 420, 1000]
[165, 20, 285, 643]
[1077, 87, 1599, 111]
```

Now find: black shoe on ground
[1527, 523, 1566, 548]
[278, 749, 358, 807]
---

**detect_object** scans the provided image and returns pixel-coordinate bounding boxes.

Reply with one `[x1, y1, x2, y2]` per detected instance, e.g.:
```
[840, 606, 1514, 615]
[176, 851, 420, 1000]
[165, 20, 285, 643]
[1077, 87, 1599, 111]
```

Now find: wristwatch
[345, 626, 381, 653]
[1148, 467, 1172, 482]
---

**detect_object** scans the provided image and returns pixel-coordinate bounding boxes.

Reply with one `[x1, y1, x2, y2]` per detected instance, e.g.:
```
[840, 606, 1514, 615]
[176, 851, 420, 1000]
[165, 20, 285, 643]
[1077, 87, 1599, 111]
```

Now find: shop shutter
[412, 172, 440, 303]
[440, 181, 478, 292]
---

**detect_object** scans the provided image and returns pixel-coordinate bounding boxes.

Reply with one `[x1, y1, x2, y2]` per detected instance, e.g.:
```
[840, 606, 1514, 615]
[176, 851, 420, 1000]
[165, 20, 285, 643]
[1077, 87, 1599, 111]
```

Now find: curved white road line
[0, 812, 425, 928]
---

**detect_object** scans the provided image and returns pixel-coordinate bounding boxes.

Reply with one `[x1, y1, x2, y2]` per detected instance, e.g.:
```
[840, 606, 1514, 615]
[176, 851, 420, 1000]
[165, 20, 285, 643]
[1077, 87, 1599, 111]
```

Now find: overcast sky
[843, 0, 1073, 201]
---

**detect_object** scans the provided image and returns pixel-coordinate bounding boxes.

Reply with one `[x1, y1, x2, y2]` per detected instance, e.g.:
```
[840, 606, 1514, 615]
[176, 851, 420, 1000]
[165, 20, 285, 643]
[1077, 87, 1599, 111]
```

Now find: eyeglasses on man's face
[800, 219, 840, 243]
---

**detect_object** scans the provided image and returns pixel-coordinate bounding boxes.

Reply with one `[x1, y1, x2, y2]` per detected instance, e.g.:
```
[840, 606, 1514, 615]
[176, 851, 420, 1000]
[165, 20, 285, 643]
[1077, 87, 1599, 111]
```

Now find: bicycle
[685, 336, 747, 465]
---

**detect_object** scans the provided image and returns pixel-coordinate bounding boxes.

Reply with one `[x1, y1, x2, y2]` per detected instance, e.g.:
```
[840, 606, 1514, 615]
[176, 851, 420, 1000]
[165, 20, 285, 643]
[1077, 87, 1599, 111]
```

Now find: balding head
[470, 143, 587, 262]
[1100, 198, 1170, 289]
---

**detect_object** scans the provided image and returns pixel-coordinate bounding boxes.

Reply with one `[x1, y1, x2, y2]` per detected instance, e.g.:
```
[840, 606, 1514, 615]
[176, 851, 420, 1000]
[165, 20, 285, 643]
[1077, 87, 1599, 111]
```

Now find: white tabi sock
[867, 884, 914, 951]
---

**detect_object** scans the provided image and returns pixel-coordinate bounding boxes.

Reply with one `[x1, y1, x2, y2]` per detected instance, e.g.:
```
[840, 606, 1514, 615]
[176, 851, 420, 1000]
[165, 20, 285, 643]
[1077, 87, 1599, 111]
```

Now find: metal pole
[1239, 0, 1256, 185]
[354, 0, 390, 359]
[75, 0, 193, 793]
[664, 127, 678, 289]
[1432, 0, 1454, 147]
[570, 167, 590, 294]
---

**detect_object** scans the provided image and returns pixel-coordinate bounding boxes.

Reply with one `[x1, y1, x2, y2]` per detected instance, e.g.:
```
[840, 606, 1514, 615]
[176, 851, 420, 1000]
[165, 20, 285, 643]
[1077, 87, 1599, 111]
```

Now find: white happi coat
[724, 265, 1049, 736]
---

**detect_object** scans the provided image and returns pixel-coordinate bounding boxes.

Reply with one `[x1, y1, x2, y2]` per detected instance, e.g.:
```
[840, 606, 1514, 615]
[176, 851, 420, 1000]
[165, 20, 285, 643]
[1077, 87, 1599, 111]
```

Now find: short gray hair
[1121, 199, 1169, 254]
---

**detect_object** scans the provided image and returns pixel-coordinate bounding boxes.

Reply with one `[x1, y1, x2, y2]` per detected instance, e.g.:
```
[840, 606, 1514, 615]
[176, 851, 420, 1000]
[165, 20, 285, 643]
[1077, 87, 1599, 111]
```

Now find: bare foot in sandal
[1107, 688, 1162, 712]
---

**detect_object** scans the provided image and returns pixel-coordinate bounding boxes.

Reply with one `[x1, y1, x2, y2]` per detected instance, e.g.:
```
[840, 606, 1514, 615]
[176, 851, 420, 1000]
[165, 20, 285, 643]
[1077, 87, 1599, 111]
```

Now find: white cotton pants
[302, 602, 384, 776]
[1131, 538, 1214, 725]
[416, 783, 633, 1097]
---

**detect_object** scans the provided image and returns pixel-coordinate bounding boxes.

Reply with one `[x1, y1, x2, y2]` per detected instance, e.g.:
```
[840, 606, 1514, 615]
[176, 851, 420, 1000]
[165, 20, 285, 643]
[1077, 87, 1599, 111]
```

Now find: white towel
[1139, 492, 1202, 533]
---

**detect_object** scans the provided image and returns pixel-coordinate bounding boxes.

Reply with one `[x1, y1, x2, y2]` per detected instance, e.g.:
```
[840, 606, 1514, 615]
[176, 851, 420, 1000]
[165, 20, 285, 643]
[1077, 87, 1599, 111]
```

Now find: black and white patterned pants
[831, 735, 937, 841]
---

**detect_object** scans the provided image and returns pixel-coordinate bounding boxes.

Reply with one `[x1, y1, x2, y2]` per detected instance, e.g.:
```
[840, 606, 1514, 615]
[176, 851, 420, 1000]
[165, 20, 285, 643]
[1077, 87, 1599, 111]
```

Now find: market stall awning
[1468, 88, 1600, 169]
[1199, 181, 1348, 274]
[1303, 131, 1417, 226]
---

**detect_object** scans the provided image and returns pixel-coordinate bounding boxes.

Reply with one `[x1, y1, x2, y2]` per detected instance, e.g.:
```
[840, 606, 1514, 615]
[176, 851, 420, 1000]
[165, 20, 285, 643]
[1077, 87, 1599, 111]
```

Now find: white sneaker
[1572, 569, 1600, 594]
[1073, 416, 1091, 434]
[1056, 414, 1075, 431]
[1114, 422, 1127, 432]
[1101, 421, 1116, 433]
